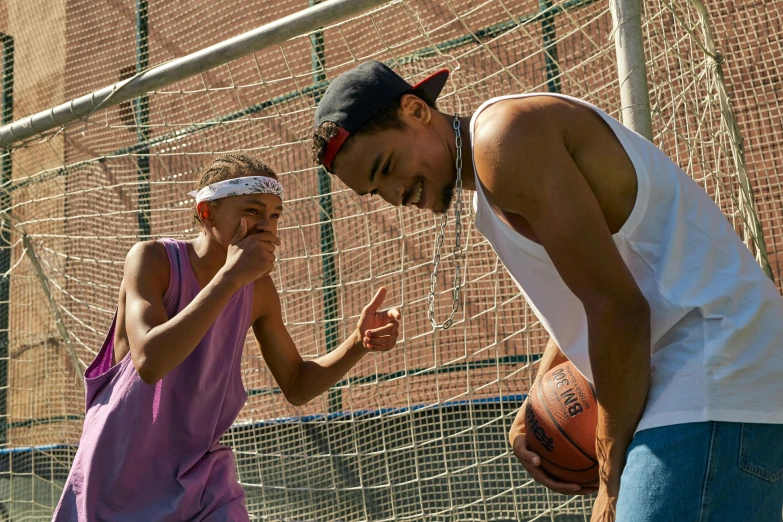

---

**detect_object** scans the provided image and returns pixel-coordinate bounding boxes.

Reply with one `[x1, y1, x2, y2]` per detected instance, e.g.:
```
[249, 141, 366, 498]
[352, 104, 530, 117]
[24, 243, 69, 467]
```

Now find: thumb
[231, 218, 247, 245]
[363, 287, 387, 314]
[513, 434, 540, 466]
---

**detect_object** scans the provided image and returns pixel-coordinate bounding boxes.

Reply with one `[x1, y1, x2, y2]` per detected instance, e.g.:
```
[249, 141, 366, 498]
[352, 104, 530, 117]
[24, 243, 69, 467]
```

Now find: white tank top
[471, 93, 783, 432]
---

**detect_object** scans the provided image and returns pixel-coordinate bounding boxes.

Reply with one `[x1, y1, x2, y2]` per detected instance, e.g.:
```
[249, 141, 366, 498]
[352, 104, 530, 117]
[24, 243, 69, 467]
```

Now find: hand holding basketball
[510, 399, 597, 495]
[356, 287, 401, 352]
[509, 367, 599, 495]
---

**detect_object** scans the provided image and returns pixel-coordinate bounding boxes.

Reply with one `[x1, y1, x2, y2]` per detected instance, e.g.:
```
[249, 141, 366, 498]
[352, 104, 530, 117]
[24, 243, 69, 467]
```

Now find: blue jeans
[617, 422, 783, 522]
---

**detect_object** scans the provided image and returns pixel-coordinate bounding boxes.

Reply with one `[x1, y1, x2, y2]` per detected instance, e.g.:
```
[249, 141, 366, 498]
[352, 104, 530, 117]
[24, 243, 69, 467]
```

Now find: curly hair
[191, 153, 277, 227]
[311, 88, 437, 168]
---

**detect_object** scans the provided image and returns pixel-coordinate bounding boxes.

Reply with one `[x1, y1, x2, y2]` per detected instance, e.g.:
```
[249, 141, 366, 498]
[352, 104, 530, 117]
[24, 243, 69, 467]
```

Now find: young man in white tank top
[310, 61, 783, 522]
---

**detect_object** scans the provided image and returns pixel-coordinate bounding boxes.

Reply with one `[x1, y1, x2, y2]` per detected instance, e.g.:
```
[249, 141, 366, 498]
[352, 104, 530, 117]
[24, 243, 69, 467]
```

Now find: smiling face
[191, 153, 283, 250]
[198, 192, 283, 248]
[330, 94, 457, 214]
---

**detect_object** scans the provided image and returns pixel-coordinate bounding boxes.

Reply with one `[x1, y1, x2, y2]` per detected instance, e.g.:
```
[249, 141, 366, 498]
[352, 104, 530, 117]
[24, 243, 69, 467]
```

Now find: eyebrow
[244, 198, 283, 211]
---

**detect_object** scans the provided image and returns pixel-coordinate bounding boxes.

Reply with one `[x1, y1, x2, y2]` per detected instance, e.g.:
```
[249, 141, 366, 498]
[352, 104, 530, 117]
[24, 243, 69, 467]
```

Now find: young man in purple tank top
[53, 153, 401, 521]
[309, 61, 783, 522]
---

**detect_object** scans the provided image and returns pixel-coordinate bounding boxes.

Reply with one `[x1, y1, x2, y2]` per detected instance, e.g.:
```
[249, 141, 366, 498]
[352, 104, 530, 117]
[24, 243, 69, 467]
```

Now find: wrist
[215, 267, 245, 292]
[350, 328, 368, 353]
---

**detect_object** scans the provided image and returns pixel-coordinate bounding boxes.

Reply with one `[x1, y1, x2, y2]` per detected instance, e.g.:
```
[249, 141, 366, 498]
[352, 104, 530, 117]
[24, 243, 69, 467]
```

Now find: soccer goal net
[0, 0, 780, 520]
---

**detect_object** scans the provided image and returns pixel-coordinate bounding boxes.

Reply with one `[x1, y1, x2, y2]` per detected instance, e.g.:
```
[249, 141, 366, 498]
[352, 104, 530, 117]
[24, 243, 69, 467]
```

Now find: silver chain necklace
[427, 113, 464, 330]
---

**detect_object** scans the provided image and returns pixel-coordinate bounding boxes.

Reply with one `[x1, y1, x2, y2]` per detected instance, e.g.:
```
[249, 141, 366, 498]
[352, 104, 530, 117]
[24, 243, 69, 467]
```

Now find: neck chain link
[427, 113, 464, 330]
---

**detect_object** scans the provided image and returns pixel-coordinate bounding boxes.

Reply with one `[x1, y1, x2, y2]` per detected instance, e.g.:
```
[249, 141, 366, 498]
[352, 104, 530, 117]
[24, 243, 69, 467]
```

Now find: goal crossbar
[3, 0, 597, 195]
[0, 0, 389, 149]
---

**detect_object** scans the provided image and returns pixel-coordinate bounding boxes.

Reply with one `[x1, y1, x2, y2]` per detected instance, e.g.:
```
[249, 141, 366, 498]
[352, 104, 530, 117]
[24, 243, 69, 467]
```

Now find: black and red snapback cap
[315, 60, 449, 171]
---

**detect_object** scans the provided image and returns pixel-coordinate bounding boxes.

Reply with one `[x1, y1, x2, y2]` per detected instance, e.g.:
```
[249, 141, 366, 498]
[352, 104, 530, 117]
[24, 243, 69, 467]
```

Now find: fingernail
[532, 457, 539, 465]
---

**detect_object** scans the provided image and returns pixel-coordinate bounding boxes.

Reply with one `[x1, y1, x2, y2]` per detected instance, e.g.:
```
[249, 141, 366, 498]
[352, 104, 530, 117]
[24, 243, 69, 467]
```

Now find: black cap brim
[315, 62, 450, 171]
[412, 69, 449, 102]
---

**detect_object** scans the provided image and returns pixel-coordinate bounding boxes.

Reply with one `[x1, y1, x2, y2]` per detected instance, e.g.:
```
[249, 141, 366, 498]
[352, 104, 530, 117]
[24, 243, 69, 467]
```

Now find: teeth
[410, 182, 423, 205]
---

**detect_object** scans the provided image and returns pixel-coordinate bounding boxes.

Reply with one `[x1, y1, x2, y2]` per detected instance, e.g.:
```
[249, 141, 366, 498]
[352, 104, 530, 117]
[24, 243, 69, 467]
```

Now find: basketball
[524, 361, 599, 484]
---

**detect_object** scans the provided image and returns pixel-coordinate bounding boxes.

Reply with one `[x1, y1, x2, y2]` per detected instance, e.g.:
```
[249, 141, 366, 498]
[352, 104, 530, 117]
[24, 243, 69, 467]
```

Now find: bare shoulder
[124, 240, 169, 289]
[472, 95, 592, 158]
[252, 275, 281, 323]
[475, 95, 581, 134]
[471, 95, 637, 230]
[126, 239, 167, 261]
[471, 96, 578, 206]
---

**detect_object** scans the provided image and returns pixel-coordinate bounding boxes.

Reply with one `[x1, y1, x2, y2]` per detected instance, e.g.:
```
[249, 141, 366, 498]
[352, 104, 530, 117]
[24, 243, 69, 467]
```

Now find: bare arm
[253, 282, 400, 406]
[125, 220, 278, 384]
[475, 102, 650, 510]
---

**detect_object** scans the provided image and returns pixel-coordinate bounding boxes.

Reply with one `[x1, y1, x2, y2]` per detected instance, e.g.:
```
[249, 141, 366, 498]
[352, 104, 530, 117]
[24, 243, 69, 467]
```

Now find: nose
[253, 215, 271, 231]
[381, 182, 406, 207]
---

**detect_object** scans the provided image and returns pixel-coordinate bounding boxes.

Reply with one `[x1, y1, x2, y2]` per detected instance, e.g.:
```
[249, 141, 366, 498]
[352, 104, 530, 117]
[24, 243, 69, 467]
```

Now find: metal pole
[0, 33, 13, 443]
[609, 0, 653, 141]
[136, 0, 151, 238]
[540, 0, 561, 93]
[0, 0, 391, 149]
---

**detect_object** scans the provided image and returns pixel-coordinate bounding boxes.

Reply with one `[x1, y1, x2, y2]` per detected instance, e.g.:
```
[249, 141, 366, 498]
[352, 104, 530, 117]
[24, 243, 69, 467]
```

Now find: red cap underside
[323, 127, 350, 171]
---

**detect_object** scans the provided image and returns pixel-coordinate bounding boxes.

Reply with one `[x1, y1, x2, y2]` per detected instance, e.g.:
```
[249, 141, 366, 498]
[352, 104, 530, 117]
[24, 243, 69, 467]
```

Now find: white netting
[0, 0, 780, 520]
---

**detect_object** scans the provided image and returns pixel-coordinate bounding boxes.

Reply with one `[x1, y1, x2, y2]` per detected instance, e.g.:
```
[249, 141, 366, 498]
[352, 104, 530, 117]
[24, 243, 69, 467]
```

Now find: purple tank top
[53, 239, 253, 521]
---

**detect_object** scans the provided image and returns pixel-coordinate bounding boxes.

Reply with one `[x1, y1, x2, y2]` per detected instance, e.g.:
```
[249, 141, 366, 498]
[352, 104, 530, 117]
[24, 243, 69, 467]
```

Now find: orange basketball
[524, 361, 599, 484]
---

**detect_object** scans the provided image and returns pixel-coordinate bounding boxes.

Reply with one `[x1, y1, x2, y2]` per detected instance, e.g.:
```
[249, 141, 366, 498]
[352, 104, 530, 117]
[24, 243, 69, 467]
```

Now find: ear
[399, 93, 432, 127]
[197, 201, 214, 227]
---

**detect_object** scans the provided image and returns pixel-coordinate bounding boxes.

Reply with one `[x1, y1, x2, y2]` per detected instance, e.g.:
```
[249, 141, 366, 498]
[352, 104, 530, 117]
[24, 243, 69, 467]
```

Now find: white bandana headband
[189, 176, 284, 203]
